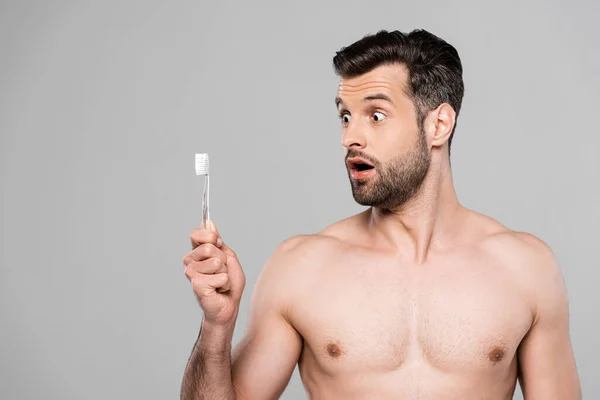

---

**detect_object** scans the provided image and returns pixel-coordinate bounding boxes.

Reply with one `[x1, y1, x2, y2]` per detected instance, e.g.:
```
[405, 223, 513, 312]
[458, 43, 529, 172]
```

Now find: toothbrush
[195, 153, 210, 229]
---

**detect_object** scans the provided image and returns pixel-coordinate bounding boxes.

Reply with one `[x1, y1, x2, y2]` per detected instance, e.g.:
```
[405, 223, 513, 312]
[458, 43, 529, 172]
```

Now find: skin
[181, 64, 581, 400]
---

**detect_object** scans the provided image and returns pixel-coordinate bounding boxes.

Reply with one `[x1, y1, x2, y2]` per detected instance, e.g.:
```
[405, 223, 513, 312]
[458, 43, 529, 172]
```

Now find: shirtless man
[180, 29, 581, 399]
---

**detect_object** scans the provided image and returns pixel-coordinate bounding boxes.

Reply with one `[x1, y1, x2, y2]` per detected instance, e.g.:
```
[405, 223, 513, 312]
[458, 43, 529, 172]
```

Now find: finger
[191, 273, 229, 297]
[216, 279, 232, 293]
[190, 227, 221, 249]
[191, 243, 227, 264]
[185, 258, 227, 278]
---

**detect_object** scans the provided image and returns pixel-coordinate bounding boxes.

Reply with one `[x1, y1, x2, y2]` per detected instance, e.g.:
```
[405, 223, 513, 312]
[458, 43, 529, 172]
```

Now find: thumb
[209, 220, 236, 257]
[208, 219, 219, 235]
[208, 220, 226, 250]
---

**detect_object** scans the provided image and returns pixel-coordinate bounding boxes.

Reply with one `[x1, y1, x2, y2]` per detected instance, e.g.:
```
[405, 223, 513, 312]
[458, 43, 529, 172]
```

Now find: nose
[341, 121, 367, 150]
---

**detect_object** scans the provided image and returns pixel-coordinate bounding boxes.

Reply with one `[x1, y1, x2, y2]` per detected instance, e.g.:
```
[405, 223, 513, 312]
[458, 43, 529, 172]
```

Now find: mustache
[345, 150, 379, 167]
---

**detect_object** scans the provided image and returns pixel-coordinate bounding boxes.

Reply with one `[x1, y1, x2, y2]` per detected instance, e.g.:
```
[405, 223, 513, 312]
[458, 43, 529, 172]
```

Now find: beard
[346, 129, 431, 210]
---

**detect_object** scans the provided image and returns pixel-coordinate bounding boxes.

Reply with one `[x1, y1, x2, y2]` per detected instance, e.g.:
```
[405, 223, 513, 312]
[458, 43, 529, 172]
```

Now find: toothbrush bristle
[195, 153, 209, 175]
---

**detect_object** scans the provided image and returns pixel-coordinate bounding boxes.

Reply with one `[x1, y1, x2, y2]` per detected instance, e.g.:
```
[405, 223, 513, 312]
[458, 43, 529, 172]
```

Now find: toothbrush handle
[202, 175, 210, 229]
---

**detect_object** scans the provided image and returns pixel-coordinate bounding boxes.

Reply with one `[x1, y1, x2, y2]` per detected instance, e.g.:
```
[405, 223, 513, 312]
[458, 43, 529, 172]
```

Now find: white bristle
[195, 153, 209, 175]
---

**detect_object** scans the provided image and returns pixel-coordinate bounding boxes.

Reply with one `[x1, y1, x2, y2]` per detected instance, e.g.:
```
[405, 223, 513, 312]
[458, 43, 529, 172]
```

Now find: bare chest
[291, 255, 533, 376]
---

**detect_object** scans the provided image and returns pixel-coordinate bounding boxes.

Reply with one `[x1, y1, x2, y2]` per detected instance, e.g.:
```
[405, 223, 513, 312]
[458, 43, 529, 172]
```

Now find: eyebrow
[335, 93, 394, 109]
[364, 93, 394, 104]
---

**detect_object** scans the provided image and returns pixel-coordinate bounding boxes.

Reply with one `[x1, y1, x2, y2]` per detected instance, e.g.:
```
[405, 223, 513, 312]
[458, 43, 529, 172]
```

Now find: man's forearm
[181, 319, 238, 400]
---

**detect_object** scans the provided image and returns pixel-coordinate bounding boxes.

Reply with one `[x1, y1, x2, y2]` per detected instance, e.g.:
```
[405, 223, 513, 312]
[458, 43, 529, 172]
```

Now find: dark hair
[333, 29, 464, 153]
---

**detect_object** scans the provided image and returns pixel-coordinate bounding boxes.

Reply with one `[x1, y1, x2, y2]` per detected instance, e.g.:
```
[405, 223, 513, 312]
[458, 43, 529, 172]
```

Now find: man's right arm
[181, 233, 305, 400]
[230, 237, 305, 400]
[181, 319, 238, 400]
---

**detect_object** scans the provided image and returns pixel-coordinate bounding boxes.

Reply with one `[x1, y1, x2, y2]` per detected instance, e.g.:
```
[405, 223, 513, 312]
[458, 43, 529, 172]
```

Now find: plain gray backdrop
[1, 1, 598, 399]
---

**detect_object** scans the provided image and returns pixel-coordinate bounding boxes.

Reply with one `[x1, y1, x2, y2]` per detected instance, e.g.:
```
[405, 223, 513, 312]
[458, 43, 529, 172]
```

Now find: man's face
[336, 64, 431, 210]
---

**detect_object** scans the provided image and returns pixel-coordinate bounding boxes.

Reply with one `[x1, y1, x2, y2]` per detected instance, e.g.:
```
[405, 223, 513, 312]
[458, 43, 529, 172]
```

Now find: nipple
[326, 343, 344, 358]
[488, 346, 506, 364]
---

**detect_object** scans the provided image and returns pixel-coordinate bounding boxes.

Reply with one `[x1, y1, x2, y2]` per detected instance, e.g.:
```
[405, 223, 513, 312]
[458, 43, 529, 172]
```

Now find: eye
[373, 112, 386, 122]
[340, 113, 351, 125]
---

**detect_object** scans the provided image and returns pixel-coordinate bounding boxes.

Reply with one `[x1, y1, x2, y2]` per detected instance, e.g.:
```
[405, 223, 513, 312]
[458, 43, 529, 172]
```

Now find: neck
[367, 154, 466, 264]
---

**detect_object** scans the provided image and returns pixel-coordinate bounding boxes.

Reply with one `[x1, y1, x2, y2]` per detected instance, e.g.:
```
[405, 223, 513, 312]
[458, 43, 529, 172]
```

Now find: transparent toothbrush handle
[202, 175, 210, 229]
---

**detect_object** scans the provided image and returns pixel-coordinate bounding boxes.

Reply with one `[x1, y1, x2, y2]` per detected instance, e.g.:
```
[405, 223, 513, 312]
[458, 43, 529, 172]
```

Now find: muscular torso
[284, 214, 535, 399]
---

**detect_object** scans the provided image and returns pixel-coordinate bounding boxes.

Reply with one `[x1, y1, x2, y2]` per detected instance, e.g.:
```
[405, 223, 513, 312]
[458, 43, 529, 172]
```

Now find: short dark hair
[333, 29, 464, 152]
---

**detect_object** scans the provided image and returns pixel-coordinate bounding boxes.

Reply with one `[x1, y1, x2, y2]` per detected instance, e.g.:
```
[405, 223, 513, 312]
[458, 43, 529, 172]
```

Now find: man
[181, 29, 581, 399]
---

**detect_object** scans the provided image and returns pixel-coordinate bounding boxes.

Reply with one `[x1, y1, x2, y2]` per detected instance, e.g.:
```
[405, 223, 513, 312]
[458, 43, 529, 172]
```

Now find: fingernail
[217, 237, 223, 247]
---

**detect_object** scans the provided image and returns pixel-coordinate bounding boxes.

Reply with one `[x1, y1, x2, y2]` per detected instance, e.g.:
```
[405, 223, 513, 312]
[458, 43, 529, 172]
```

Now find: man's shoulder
[480, 226, 556, 268]
[266, 214, 362, 269]
[463, 210, 551, 259]
[274, 232, 344, 254]
[255, 224, 354, 302]
[473, 217, 562, 296]
[471, 218, 566, 321]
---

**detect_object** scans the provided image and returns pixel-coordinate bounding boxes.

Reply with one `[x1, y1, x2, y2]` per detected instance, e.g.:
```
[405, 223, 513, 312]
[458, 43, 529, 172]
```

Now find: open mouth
[347, 157, 376, 179]
[353, 162, 374, 172]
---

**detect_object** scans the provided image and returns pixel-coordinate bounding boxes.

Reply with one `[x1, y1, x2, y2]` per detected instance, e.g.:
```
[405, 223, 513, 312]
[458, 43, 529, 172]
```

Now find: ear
[429, 103, 456, 148]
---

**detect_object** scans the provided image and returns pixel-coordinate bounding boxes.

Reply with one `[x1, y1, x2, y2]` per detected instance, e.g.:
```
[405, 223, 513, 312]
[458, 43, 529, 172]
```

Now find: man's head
[333, 29, 464, 209]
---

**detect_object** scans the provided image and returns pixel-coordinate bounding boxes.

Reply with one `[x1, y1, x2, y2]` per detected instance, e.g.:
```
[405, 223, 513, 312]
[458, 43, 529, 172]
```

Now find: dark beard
[347, 130, 430, 210]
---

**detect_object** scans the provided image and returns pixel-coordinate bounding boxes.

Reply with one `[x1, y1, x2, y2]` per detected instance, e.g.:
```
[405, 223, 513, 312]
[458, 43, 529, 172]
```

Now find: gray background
[1, 1, 598, 399]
